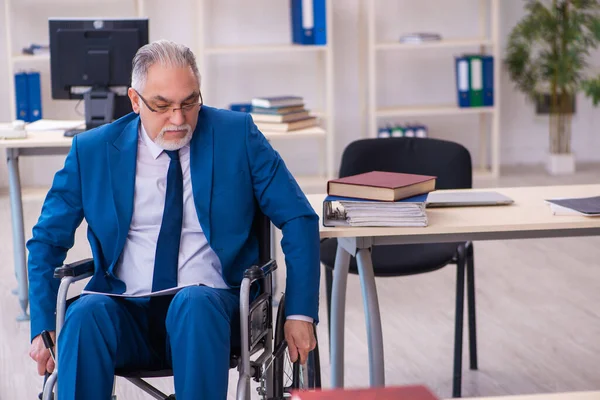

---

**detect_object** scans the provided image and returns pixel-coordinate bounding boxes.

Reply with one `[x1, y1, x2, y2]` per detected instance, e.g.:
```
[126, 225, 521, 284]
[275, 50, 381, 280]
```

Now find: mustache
[159, 124, 192, 134]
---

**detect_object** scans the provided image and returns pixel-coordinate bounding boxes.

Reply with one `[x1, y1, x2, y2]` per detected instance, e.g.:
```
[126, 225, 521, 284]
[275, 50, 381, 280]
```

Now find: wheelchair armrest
[243, 259, 277, 281]
[53, 258, 94, 279]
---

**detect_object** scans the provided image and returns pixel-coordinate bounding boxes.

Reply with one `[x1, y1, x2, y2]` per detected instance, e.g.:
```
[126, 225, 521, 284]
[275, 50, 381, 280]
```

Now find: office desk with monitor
[308, 184, 600, 391]
[0, 131, 73, 320]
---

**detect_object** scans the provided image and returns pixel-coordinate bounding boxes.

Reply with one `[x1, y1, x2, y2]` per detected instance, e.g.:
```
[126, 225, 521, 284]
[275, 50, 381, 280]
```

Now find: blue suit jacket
[27, 106, 321, 340]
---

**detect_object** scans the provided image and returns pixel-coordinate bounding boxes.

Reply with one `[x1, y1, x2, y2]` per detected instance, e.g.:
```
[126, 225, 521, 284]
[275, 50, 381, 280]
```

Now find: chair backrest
[339, 137, 472, 190]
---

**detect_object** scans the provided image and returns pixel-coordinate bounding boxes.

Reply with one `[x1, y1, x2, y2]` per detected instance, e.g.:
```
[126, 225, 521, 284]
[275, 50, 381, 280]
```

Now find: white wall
[1, 0, 599, 189]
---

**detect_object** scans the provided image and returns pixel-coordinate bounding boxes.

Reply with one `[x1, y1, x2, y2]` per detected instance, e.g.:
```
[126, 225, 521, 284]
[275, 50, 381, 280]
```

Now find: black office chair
[41, 209, 321, 400]
[320, 137, 477, 398]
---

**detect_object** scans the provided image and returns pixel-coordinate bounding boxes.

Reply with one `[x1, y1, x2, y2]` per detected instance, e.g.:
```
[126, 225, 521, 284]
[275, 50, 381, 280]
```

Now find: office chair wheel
[272, 294, 321, 398]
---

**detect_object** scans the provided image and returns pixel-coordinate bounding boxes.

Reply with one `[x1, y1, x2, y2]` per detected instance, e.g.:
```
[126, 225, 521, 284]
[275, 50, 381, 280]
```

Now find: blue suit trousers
[57, 286, 240, 399]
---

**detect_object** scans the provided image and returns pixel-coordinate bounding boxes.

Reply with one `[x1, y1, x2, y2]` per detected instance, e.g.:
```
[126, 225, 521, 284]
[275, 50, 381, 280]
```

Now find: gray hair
[131, 39, 201, 92]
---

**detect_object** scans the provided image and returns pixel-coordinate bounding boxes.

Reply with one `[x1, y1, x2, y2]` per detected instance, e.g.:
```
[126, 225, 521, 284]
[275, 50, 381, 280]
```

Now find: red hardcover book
[291, 385, 439, 400]
[327, 171, 436, 202]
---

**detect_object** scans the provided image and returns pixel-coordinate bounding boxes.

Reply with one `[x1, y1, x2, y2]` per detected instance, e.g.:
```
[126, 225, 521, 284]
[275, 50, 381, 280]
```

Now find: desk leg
[331, 243, 351, 388]
[7, 149, 29, 321]
[356, 248, 385, 387]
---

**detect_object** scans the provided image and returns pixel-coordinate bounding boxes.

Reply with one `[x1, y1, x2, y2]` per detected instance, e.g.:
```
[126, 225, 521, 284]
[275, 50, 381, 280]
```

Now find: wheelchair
[40, 211, 321, 399]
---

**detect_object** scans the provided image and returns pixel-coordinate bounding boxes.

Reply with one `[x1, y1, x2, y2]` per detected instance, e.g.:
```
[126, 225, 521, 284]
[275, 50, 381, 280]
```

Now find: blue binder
[27, 72, 43, 122]
[313, 0, 326, 45]
[290, 0, 315, 45]
[14, 72, 29, 121]
[482, 55, 494, 106]
[455, 56, 470, 108]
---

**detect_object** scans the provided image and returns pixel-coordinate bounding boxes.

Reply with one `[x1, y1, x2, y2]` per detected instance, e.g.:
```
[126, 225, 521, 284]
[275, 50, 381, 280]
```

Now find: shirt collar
[139, 122, 191, 160]
[139, 122, 165, 160]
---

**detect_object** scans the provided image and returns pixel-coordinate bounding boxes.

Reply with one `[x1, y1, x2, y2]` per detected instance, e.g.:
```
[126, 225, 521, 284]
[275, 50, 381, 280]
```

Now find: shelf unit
[3, 0, 145, 122]
[363, 0, 501, 179]
[195, 0, 335, 182]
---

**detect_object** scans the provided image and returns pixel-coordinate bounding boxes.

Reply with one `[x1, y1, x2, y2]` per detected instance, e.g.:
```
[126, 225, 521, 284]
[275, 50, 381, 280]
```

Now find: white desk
[0, 131, 73, 320]
[308, 184, 600, 392]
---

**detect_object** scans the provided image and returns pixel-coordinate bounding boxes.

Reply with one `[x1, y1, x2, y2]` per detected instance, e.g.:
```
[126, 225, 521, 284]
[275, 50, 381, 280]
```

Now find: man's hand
[29, 331, 56, 376]
[284, 320, 316, 365]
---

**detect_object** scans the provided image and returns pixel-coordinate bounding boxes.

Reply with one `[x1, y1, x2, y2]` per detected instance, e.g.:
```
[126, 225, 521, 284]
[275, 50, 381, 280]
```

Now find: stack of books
[250, 96, 318, 132]
[322, 171, 436, 227]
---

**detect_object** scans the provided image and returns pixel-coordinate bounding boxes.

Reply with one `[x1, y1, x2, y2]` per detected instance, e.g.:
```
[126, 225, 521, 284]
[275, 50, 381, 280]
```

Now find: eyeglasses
[134, 89, 203, 115]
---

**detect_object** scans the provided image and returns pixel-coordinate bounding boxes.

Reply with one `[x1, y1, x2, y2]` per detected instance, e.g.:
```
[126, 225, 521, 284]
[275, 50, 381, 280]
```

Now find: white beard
[154, 124, 193, 150]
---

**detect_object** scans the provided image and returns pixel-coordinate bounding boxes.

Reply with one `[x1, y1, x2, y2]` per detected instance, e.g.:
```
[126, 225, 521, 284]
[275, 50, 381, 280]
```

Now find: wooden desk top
[456, 391, 600, 400]
[0, 130, 73, 149]
[307, 185, 600, 240]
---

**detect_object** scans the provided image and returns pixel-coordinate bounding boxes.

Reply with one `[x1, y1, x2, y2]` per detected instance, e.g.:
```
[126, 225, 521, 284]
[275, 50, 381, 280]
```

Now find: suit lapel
[108, 117, 139, 266]
[190, 110, 214, 243]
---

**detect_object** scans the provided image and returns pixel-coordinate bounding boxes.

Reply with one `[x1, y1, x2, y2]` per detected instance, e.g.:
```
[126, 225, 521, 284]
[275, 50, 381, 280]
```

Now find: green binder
[467, 55, 484, 107]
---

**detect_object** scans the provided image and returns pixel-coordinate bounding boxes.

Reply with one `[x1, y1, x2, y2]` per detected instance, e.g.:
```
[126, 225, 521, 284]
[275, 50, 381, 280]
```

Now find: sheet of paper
[81, 283, 204, 298]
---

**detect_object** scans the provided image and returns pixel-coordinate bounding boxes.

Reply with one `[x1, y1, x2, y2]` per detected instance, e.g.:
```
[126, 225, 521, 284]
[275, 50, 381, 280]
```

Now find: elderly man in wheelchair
[26, 39, 321, 400]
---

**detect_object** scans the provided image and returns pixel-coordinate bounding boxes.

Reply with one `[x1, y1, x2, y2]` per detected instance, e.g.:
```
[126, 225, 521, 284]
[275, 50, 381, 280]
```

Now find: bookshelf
[195, 0, 335, 184]
[362, 0, 501, 179]
[3, 0, 145, 122]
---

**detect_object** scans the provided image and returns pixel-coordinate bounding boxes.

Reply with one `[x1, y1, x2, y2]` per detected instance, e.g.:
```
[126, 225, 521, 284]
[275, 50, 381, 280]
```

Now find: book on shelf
[251, 105, 305, 115]
[291, 385, 439, 400]
[229, 103, 252, 113]
[323, 194, 429, 227]
[251, 110, 311, 123]
[327, 171, 436, 202]
[399, 32, 442, 43]
[255, 116, 318, 132]
[251, 96, 304, 108]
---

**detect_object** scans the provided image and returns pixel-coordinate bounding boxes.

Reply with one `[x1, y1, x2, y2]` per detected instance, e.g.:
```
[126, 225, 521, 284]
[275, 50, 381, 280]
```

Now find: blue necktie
[152, 150, 183, 292]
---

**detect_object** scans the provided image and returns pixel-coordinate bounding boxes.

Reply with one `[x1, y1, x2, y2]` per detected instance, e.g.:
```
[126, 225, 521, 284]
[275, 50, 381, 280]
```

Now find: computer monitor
[49, 18, 149, 135]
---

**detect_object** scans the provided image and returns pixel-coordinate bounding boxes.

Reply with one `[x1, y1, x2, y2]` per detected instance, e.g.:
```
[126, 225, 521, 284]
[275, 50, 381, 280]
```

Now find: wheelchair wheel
[272, 294, 321, 398]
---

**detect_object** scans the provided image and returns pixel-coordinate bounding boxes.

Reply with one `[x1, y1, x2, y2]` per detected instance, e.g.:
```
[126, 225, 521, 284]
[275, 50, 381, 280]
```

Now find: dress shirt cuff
[286, 314, 314, 324]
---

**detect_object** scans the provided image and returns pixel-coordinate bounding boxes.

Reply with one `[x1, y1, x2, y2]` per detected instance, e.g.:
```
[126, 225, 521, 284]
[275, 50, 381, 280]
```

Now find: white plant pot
[546, 153, 575, 175]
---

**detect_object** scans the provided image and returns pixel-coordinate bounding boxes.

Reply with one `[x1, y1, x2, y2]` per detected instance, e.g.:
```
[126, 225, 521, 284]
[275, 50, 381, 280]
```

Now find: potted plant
[505, 0, 600, 175]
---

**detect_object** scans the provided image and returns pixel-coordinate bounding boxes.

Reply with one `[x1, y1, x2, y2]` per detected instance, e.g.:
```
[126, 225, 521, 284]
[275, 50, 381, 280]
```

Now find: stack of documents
[323, 195, 428, 227]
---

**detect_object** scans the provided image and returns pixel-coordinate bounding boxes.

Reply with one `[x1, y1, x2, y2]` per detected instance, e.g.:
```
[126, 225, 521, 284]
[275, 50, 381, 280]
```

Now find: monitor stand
[64, 88, 115, 137]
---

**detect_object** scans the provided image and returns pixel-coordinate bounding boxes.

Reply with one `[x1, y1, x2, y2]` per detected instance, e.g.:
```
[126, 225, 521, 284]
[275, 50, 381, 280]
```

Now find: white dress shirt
[114, 123, 311, 323]
[114, 123, 228, 294]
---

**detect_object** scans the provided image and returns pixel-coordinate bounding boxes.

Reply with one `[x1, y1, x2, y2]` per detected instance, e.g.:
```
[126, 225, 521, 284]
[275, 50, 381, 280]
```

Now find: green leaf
[581, 76, 600, 105]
